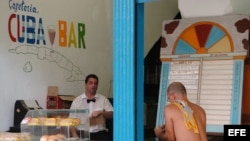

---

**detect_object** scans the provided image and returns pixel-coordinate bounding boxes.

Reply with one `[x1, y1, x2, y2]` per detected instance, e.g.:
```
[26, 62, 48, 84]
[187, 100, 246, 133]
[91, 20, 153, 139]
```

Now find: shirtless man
[154, 82, 208, 141]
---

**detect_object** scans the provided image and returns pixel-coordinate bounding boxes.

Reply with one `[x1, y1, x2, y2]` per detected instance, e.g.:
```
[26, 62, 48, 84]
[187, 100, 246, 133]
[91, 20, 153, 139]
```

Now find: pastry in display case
[20, 109, 90, 141]
[0, 132, 31, 141]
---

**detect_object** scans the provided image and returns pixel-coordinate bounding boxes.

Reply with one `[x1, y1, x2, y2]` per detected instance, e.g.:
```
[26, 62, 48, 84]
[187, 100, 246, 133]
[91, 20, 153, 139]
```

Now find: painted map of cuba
[9, 44, 85, 82]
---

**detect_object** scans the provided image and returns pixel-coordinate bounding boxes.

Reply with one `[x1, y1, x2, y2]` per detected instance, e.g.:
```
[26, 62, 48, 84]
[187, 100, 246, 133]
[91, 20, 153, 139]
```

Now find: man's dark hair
[85, 74, 99, 84]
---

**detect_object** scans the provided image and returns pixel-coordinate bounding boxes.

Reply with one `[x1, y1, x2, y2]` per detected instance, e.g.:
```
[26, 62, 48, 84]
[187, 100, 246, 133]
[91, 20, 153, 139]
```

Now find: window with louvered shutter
[156, 59, 244, 133]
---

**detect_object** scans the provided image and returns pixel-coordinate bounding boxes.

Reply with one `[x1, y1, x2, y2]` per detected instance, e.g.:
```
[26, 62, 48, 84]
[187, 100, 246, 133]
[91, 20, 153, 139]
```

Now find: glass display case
[20, 109, 90, 141]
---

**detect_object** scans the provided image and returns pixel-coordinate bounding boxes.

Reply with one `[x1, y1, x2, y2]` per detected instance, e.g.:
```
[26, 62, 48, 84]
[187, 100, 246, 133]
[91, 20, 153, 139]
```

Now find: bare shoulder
[189, 103, 206, 113]
[165, 103, 179, 111]
[164, 103, 182, 116]
[188, 102, 206, 123]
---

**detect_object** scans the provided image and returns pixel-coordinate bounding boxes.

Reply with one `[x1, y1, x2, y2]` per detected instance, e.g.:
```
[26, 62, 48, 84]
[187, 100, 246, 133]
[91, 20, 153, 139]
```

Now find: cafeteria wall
[0, 0, 209, 132]
[0, 0, 114, 131]
[0, 0, 179, 132]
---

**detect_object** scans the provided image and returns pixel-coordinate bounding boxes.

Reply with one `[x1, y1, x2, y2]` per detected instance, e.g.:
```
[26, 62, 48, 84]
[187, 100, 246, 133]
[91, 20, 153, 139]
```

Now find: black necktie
[87, 99, 96, 103]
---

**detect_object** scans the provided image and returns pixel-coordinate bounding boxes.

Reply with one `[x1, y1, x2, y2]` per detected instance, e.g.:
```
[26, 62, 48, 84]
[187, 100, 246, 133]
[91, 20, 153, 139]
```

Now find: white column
[178, 0, 233, 18]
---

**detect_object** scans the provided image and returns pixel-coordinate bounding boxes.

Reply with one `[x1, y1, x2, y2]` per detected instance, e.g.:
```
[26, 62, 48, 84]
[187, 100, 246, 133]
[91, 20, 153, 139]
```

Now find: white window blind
[201, 60, 233, 125]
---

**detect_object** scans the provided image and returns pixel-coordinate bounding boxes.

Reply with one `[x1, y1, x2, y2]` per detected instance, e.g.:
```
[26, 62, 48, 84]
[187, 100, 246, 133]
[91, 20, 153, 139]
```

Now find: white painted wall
[178, 0, 250, 18]
[231, 0, 250, 14]
[144, 0, 179, 56]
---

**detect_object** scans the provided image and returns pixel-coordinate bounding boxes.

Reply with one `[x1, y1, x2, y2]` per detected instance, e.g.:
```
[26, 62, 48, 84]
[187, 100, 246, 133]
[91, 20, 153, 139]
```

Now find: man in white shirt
[70, 74, 113, 140]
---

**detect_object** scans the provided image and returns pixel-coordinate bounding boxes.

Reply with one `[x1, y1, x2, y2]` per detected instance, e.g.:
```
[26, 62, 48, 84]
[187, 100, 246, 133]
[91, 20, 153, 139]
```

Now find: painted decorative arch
[173, 21, 234, 55]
